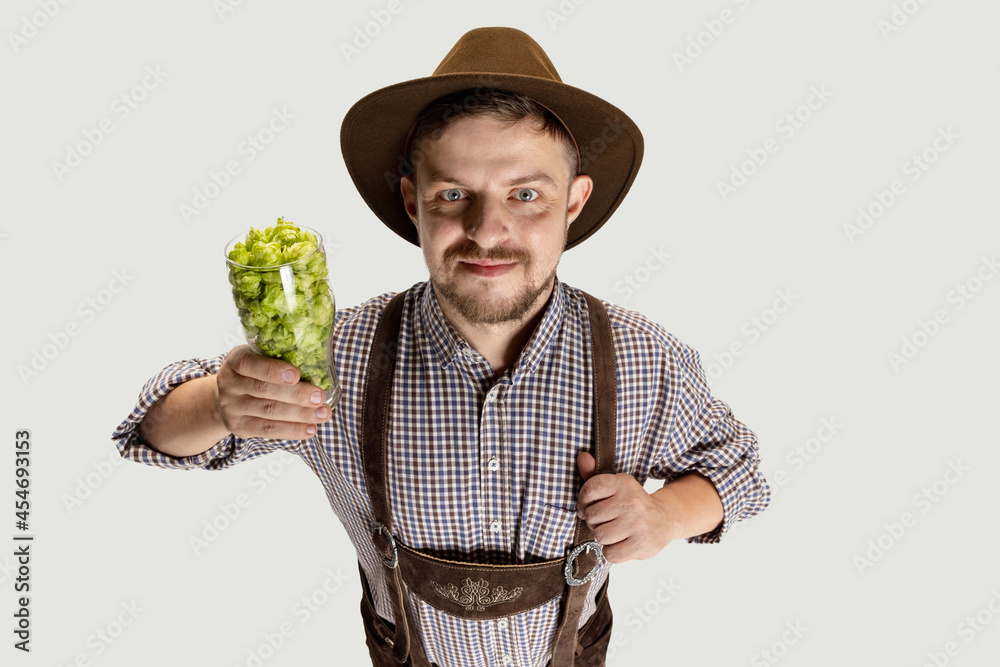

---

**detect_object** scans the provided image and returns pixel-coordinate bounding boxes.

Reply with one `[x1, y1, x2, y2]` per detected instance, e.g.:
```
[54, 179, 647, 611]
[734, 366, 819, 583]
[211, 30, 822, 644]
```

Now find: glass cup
[224, 226, 341, 406]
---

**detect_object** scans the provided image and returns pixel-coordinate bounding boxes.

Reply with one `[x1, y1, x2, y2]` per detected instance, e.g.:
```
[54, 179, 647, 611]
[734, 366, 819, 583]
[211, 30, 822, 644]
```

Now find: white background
[2, 1, 999, 666]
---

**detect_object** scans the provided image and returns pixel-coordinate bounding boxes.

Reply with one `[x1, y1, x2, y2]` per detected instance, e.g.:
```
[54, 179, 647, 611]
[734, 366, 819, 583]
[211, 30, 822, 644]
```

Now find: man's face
[400, 115, 592, 326]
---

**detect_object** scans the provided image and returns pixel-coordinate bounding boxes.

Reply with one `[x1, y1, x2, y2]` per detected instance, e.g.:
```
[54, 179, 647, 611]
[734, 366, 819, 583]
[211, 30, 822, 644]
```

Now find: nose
[464, 196, 511, 249]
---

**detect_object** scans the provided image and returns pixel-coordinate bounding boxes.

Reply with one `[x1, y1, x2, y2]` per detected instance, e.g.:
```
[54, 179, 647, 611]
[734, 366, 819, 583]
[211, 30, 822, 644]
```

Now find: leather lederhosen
[358, 289, 617, 667]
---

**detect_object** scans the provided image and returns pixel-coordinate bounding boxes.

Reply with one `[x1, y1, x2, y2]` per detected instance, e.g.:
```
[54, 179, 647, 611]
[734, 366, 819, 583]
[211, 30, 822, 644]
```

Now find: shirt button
[501, 656, 512, 665]
[462, 347, 476, 358]
[490, 520, 501, 534]
[497, 619, 508, 630]
[488, 457, 500, 471]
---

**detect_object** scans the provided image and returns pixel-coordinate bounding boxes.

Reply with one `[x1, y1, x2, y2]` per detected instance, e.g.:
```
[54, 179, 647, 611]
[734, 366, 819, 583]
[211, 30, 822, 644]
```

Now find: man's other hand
[575, 452, 676, 564]
[575, 452, 723, 563]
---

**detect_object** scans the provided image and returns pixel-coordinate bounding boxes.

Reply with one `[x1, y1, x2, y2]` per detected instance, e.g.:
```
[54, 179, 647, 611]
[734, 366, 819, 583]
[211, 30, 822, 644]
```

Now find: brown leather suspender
[360, 288, 617, 666]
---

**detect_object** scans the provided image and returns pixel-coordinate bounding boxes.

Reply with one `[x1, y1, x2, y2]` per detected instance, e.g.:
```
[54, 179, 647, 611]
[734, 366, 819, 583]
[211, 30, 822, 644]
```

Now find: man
[113, 27, 769, 666]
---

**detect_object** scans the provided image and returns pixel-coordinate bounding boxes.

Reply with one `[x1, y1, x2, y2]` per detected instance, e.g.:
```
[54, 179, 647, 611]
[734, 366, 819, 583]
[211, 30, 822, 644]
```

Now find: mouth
[459, 259, 516, 277]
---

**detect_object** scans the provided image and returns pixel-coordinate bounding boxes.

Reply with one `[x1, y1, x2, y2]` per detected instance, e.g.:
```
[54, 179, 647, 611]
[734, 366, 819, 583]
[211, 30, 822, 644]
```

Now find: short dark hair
[405, 88, 579, 182]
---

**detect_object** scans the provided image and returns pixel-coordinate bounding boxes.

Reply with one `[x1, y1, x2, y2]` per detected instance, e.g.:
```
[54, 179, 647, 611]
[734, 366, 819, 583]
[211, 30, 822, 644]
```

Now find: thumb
[577, 451, 596, 482]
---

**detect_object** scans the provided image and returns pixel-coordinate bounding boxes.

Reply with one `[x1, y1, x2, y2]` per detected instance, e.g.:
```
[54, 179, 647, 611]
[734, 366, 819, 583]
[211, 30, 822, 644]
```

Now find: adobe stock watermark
[843, 125, 958, 244]
[339, 0, 409, 63]
[17, 268, 135, 386]
[613, 245, 671, 300]
[605, 578, 681, 660]
[750, 620, 809, 667]
[768, 417, 844, 497]
[579, 115, 629, 175]
[50, 65, 169, 182]
[886, 254, 997, 372]
[233, 567, 349, 667]
[61, 447, 129, 514]
[716, 85, 833, 202]
[178, 107, 295, 224]
[7, 0, 72, 54]
[0, 555, 17, 586]
[877, 0, 932, 41]
[544, 0, 590, 31]
[189, 450, 299, 556]
[917, 589, 1000, 667]
[213, 0, 249, 21]
[853, 459, 970, 575]
[54, 600, 144, 666]
[672, 0, 759, 73]
[704, 288, 798, 381]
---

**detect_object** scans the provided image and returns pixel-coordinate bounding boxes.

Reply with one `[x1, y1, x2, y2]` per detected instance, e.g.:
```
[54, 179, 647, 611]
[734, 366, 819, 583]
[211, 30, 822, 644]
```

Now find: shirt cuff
[111, 354, 298, 470]
[684, 455, 771, 544]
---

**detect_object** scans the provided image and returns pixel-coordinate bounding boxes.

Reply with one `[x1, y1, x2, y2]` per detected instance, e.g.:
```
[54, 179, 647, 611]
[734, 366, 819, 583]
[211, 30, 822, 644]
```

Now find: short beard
[433, 269, 556, 325]
[431, 242, 560, 325]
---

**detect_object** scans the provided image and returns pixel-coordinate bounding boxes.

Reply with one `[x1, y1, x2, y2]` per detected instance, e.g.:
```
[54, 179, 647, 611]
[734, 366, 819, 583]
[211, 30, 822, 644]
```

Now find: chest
[381, 345, 595, 561]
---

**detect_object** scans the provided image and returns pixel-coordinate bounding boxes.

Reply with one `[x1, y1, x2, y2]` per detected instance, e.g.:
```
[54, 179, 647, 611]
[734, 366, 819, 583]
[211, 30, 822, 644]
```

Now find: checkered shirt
[112, 279, 770, 667]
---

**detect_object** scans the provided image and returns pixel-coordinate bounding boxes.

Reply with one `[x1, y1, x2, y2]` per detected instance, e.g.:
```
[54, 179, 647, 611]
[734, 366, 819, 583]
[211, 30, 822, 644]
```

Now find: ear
[400, 175, 419, 227]
[565, 175, 594, 227]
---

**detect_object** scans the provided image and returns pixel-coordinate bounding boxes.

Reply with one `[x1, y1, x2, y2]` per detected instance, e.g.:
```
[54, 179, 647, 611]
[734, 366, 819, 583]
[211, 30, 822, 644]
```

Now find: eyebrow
[422, 171, 560, 189]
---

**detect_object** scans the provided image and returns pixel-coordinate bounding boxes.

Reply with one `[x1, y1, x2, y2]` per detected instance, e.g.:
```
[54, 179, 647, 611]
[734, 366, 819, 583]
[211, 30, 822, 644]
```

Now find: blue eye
[443, 189, 465, 201]
[515, 188, 539, 201]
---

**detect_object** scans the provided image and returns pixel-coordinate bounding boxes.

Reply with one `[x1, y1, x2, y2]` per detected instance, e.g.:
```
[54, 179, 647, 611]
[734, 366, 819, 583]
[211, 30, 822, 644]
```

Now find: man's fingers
[577, 495, 623, 527]
[228, 345, 300, 386]
[235, 374, 324, 408]
[600, 537, 641, 565]
[218, 396, 330, 439]
[223, 346, 323, 407]
[237, 396, 331, 426]
[227, 414, 320, 442]
[576, 474, 618, 517]
[577, 451, 596, 482]
[588, 516, 632, 547]
[576, 474, 673, 565]
[217, 345, 332, 439]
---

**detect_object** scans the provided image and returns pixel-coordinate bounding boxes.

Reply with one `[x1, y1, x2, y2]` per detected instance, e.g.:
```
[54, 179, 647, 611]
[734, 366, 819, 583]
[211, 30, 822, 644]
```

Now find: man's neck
[434, 283, 555, 380]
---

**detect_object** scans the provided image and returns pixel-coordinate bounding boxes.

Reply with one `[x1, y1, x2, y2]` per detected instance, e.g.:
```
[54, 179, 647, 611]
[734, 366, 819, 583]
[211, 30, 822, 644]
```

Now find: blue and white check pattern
[112, 279, 770, 667]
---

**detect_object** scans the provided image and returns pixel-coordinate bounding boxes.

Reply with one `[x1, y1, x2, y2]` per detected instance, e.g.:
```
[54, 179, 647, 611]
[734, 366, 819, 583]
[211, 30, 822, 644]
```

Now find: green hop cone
[226, 217, 336, 395]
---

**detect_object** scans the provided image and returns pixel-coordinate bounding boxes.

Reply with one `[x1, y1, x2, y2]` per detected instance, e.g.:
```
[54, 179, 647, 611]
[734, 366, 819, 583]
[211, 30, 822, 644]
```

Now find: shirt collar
[416, 279, 567, 379]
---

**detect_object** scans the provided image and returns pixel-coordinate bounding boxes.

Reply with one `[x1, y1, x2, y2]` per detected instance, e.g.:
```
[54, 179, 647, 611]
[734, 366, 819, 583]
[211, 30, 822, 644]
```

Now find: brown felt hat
[340, 26, 644, 250]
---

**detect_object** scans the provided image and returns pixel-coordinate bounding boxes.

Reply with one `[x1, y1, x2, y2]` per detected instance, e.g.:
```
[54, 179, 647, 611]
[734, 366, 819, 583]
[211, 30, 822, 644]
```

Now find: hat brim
[340, 71, 643, 250]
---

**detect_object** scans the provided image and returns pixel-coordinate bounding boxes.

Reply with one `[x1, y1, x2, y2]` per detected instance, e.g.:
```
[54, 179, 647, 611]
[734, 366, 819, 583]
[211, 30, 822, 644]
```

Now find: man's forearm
[652, 473, 725, 542]
[139, 375, 230, 458]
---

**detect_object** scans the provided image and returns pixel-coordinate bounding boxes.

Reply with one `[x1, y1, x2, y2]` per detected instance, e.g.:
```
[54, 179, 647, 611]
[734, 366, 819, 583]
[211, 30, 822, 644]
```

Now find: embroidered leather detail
[430, 577, 524, 611]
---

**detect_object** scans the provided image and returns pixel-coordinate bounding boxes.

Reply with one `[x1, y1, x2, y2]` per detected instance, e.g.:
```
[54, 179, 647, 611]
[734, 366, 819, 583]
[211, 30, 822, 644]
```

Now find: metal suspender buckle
[564, 540, 603, 586]
[371, 521, 399, 569]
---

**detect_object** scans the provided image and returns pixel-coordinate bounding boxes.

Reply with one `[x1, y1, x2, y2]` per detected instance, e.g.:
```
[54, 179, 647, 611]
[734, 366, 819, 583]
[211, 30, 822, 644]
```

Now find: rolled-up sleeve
[653, 346, 771, 544]
[111, 353, 300, 470]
